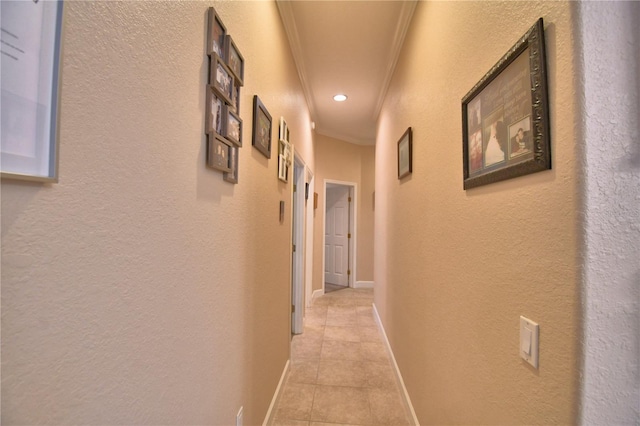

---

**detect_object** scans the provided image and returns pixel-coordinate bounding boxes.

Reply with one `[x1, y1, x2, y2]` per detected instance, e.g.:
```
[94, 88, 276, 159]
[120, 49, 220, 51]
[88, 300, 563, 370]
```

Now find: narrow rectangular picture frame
[397, 127, 413, 179]
[252, 95, 272, 159]
[210, 54, 234, 105]
[461, 18, 550, 189]
[279, 117, 289, 143]
[207, 7, 226, 58]
[223, 106, 243, 147]
[224, 35, 244, 87]
[205, 85, 224, 134]
[223, 145, 239, 184]
[278, 154, 288, 182]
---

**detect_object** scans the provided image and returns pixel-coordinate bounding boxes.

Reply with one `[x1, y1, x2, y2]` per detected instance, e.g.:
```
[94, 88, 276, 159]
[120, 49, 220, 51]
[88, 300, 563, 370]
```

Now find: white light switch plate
[520, 316, 539, 368]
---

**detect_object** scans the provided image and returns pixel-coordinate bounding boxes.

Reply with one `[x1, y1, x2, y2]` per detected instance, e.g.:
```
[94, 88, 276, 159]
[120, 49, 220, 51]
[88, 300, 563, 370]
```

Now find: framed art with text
[461, 18, 550, 189]
[1, 0, 64, 182]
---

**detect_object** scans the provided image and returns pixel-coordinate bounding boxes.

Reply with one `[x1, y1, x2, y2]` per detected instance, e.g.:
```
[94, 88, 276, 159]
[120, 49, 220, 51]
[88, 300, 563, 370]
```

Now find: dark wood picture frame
[225, 35, 244, 87]
[462, 18, 550, 189]
[207, 7, 226, 58]
[397, 127, 413, 179]
[252, 95, 272, 159]
[207, 135, 232, 172]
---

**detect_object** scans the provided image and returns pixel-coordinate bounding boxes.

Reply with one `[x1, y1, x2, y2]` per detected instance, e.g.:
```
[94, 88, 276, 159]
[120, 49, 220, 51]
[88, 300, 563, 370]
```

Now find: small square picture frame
[211, 54, 234, 105]
[252, 95, 272, 159]
[207, 7, 226, 58]
[224, 35, 244, 87]
[223, 146, 239, 184]
[207, 135, 232, 172]
[223, 106, 243, 147]
[205, 85, 224, 134]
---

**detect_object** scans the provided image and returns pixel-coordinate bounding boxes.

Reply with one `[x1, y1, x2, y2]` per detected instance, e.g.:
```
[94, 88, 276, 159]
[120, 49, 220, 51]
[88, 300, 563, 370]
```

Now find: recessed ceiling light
[333, 94, 348, 102]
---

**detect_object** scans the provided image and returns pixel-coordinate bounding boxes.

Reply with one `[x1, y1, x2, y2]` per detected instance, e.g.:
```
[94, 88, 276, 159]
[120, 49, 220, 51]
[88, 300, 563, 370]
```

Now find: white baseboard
[312, 289, 324, 300]
[354, 280, 374, 289]
[262, 359, 290, 426]
[372, 303, 420, 426]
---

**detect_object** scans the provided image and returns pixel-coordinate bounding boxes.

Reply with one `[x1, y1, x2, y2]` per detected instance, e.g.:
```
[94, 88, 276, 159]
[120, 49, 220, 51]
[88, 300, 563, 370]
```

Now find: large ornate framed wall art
[462, 18, 550, 189]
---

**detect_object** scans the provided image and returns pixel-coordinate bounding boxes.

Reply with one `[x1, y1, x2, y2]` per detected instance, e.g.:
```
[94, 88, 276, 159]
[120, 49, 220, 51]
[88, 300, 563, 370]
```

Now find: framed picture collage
[206, 7, 245, 183]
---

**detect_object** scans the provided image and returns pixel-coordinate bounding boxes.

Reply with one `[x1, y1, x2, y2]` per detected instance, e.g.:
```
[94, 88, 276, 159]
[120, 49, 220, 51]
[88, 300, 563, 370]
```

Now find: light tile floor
[271, 288, 412, 426]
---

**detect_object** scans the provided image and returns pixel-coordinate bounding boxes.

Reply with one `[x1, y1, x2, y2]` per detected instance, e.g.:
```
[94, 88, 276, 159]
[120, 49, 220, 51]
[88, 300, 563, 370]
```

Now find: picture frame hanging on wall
[207, 135, 232, 172]
[278, 117, 291, 182]
[207, 7, 226, 58]
[225, 35, 244, 87]
[223, 107, 243, 147]
[1, 0, 64, 182]
[223, 146, 239, 184]
[252, 95, 272, 159]
[211, 55, 234, 105]
[205, 85, 224, 134]
[461, 18, 550, 189]
[397, 127, 413, 179]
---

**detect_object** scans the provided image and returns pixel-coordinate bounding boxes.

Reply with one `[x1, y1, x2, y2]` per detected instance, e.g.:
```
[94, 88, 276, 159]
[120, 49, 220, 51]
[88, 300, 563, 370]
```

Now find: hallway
[271, 288, 411, 425]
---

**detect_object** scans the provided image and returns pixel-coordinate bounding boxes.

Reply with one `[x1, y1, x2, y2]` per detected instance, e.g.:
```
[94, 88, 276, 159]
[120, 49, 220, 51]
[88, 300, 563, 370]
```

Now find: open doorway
[323, 181, 356, 294]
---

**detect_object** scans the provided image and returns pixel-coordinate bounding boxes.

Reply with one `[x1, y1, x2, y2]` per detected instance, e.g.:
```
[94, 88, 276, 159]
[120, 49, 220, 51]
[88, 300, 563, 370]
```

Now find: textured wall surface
[1, 1, 313, 424]
[313, 134, 375, 292]
[579, 1, 640, 423]
[374, 2, 581, 424]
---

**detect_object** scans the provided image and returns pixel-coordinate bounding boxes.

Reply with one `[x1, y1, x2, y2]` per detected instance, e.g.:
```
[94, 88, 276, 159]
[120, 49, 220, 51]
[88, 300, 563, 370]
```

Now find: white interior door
[325, 186, 350, 287]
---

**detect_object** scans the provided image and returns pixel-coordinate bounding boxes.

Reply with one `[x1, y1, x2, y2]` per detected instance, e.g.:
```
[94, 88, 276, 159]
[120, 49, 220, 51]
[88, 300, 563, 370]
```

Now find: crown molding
[276, 0, 317, 120]
[315, 127, 375, 146]
[372, 1, 418, 121]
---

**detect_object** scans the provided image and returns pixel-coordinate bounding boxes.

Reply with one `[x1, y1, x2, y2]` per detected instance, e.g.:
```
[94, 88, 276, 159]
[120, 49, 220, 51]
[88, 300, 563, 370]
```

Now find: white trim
[262, 359, 290, 426]
[275, 1, 317, 120]
[372, 303, 420, 426]
[312, 289, 324, 301]
[354, 281, 374, 289]
[304, 171, 314, 308]
[291, 153, 305, 334]
[372, 1, 418, 120]
[322, 179, 358, 288]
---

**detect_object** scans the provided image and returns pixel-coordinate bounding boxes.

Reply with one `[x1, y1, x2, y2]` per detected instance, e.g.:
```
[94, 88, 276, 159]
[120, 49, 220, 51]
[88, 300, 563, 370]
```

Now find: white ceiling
[277, 1, 417, 145]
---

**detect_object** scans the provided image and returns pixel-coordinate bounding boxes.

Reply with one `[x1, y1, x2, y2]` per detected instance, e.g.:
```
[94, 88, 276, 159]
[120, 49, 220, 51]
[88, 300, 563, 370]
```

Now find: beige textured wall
[312, 134, 375, 293]
[374, 2, 580, 424]
[0, 2, 312, 425]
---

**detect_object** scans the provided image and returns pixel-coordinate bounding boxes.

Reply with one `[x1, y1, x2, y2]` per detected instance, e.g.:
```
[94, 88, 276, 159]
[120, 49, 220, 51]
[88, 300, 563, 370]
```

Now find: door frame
[291, 154, 306, 334]
[322, 179, 357, 293]
[304, 169, 314, 309]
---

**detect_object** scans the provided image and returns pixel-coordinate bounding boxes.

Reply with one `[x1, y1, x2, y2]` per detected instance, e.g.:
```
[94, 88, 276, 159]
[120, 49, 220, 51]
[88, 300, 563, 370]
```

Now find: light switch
[520, 316, 539, 368]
